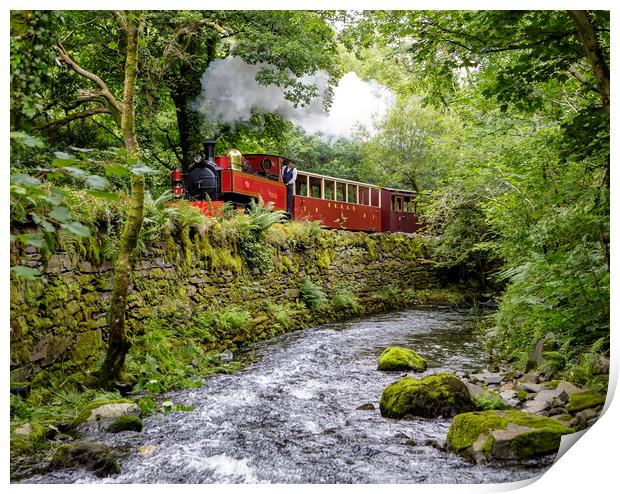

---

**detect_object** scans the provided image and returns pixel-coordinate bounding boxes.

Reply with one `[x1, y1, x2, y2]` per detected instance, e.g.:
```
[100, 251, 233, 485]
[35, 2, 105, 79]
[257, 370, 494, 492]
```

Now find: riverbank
[11, 308, 547, 484]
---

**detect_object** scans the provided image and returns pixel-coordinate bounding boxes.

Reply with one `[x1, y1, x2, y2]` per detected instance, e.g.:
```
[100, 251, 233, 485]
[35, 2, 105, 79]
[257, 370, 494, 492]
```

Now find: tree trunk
[166, 36, 216, 169]
[567, 10, 610, 113]
[98, 12, 145, 385]
[171, 85, 204, 169]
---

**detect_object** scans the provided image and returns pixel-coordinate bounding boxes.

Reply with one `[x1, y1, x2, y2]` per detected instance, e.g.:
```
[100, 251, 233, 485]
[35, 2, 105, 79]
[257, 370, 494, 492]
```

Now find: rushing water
[18, 308, 552, 484]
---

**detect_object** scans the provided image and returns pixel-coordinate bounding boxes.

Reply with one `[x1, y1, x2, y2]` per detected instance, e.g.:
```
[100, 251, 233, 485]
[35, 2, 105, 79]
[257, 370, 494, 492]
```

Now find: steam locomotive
[171, 138, 422, 233]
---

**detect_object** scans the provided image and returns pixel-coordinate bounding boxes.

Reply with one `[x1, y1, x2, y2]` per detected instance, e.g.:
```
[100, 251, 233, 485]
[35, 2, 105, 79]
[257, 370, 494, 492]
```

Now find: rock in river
[447, 409, 574, 464]
[379, 372, 474, 419]
[49, 442, 120, 477]
[377, 346, 427, 372]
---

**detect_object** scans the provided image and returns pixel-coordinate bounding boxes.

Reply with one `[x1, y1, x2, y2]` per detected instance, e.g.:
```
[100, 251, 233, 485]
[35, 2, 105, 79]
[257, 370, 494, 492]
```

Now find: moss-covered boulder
[377, 346, 427, 372]
[106, 415, 143, 433]
[379, 372, 474, 419]
[447, 410, 574, 464]
[566, 392, 606, 414]
[49, 442, 120, 477]
[71, 400, 141, 433]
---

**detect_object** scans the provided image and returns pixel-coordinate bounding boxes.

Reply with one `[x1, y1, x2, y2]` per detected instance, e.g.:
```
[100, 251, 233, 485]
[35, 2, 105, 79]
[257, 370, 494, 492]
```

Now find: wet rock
[106, 415, 143, 433]
[465, 382, 485, 399]
[73, 401, 141, 433]
[424, 439, 447, 451]
[548, 407, 568, 416]
[519, 381, 543, 393]
[566, 392, 606, 414]
[570, 408, 600, 431]
[379, 373, 474, 419]
[469, 373, 503, 386]
[14, 423, 34, 437]
[356, 403, 375, 411]
[499, 390, 517, 401]
[447, 409, 574, 464]
[500, 382, 517, 391]
[520, 371, 539, 384]
[377, 346, 427, 372]
[218, 349, 234, 363]
[555, 381, 583, 396]
[49, 442, 120, 477]
[523, 389, 568, 415]
[592, 356, 610, 375]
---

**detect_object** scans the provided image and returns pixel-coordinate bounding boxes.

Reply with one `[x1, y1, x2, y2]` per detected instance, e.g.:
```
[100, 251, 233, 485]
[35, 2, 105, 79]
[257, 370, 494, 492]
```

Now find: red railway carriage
[171, 138, 422, 234]
[293, 170, 382, 232]
[380, 188, 422, 233]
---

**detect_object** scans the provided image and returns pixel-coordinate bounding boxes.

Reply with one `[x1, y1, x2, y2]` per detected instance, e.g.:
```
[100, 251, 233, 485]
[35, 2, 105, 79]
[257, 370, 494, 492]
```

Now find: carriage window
[309, 177, 322, 199]
[324, 180, 335, 200]
[358, 186, 368, 205]
[371, 188, 380, 207]
[347, 184, 357, 204]
[403, 197, 410, 212]
[336, 182, 346, 202]
[296, 174, 308, 196]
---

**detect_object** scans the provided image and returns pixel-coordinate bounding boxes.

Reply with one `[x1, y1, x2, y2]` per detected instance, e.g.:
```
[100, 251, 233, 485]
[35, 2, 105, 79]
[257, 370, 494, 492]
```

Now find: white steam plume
[193, 57, 395, 139]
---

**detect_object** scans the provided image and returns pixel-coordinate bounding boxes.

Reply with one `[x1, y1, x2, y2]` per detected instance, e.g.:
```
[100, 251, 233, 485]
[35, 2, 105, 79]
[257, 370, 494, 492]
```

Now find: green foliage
[472, 390, 512, 411]
[331, 287, 361, 315]
[299, 278, 327, 309]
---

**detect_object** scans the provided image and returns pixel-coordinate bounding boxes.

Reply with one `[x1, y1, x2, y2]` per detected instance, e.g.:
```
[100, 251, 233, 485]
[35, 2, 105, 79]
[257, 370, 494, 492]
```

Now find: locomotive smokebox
[203, 138, 217, 164]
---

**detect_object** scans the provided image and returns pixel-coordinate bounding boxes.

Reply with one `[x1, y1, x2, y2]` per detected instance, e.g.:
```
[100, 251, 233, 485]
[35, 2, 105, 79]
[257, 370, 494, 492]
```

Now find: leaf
[11, 265, 41, 280]
[105, 163, 130, 177]
[49, 206, 72, 223]
[11, 173, 41, 187]
[130, 163, 159, 176]
[61, 166, 88, 179]
[69, 146, 96, 153]
[17, 233, 47, 248]
[107, 41, 118, 50]
[60, 222, 90, 237]
[54, 151, 74, 160]
[86, 190, 120, 202]
[85, 174, 110, 190]
[10, 131, 45, 148]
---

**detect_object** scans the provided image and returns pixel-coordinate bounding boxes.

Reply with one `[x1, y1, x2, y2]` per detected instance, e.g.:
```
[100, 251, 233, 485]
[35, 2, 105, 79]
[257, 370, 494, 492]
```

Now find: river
[18, 308, 552, 484]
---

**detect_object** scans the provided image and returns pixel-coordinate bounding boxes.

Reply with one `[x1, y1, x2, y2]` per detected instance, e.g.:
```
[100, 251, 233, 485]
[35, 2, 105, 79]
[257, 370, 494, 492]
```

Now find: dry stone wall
[10, 230, 452, 383]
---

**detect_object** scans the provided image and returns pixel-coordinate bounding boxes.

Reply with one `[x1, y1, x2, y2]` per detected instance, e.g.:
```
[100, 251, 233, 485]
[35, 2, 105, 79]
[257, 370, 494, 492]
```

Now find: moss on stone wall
[10, 221, 467, 387]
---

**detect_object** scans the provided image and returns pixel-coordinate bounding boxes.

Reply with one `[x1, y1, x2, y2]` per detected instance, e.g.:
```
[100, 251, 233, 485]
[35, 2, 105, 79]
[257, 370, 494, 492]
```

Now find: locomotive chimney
[203, 138, 216, 164]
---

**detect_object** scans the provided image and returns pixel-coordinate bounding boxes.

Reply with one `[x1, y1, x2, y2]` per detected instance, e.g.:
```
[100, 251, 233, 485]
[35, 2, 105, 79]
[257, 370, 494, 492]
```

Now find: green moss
[377, 346, 427, 372]
[107, 415, 143, 433]
[447, 409, 574, 456]
[379, 373, 473, 419]
[211, 246, 243, 274]
[281, 255, 293, 272]
[566, 392, 606, 414]
[70, 399, 136, 429]
[516, 389, 528, 401]
[363, 236, 377, 260]
[316, 249, 331, 270]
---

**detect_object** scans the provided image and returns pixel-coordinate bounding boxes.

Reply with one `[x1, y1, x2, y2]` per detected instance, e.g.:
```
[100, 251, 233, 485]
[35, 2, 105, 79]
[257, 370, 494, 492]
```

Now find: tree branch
[54, 43, 123, 115]
[567, 10, 610, 113]
[36, 106, 111, 130]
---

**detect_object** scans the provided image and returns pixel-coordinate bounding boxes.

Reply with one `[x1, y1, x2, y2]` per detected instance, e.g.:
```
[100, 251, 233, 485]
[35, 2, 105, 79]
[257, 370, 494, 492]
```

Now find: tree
[50, 11, 146, 384]
[359, 97, 463, 191]
[150, 10, 341, 167]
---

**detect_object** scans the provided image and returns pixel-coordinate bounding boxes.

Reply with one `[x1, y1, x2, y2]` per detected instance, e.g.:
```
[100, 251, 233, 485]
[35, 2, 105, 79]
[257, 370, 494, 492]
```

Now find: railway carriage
[172, 138, 422, 234]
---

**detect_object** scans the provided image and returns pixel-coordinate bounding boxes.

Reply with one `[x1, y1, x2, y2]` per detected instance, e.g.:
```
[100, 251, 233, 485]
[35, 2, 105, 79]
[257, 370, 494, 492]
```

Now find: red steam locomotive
[171, 138, 423, 233]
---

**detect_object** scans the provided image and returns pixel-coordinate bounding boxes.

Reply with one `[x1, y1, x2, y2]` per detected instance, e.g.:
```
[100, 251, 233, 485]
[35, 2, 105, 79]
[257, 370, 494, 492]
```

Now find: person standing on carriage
[282, 159, 297, 217]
